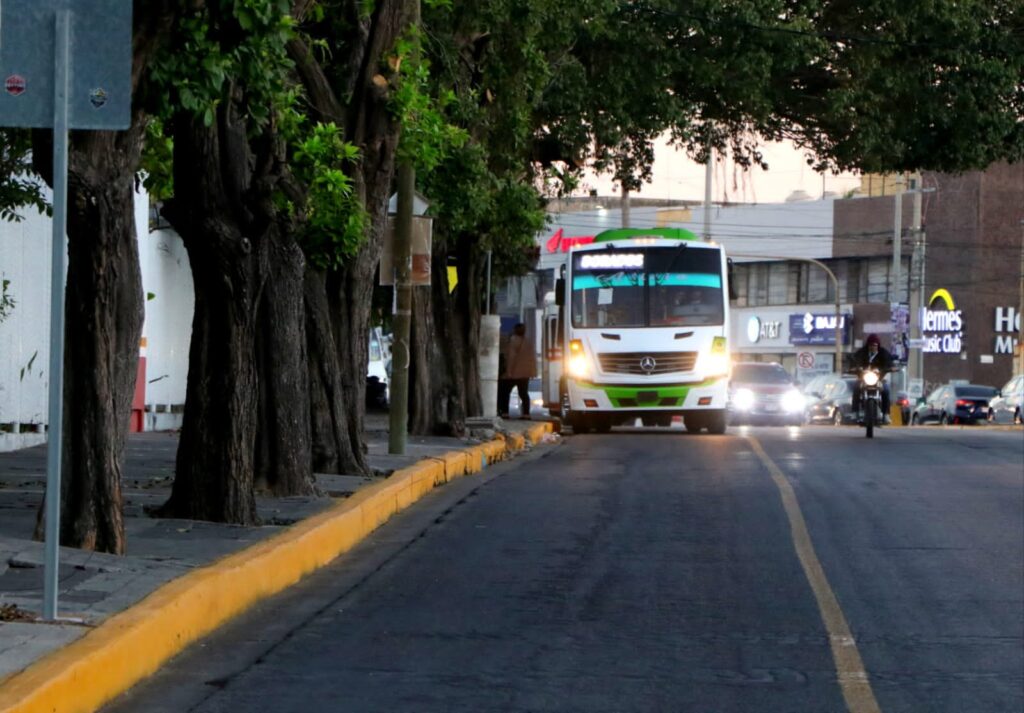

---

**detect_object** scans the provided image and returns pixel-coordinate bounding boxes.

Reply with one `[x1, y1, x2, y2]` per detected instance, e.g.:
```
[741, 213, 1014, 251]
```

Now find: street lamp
[732, 254, 844, 375]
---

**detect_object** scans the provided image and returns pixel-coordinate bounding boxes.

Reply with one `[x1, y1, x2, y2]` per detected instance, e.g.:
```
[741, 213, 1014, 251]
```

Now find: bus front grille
[598, 351, 698, 375]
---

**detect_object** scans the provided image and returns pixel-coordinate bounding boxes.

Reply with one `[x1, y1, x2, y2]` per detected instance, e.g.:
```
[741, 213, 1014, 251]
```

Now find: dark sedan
[805, 375, 859, 426]
[911, 383, 999, 425]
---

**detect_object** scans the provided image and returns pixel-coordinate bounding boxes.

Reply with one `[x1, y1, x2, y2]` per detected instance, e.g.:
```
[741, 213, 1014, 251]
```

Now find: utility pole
[621, 183, 631, 228]
[1019, 220, 1023, 378]
[702, 140, 713, 242]
[891, 174, 905, 304]
[907, 178, 935, 397]
[388, 0, 420, 455]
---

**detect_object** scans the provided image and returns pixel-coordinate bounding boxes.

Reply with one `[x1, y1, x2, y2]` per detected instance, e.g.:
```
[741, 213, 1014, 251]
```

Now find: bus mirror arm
[726, 258, 738, 301]
[555, 278, 565, 307]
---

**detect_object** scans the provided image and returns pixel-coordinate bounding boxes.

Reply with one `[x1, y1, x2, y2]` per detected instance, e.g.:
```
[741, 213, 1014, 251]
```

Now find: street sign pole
[42, 8, 70, 621]
[0, 0, 131, 621]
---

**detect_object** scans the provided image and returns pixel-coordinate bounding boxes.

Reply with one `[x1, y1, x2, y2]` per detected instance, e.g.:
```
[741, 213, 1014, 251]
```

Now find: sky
[575, 135, 862, 205]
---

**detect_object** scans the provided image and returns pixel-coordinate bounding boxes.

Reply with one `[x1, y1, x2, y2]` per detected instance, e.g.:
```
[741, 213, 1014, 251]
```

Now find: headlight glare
[568, 354, 589, 379]
[862, 371, 880, 387]
[733, 388, 755, 410]
[782, 390, 805, 413]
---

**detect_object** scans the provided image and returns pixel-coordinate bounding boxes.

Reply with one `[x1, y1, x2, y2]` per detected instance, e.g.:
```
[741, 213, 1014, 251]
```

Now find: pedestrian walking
[502, 322, 536, 419]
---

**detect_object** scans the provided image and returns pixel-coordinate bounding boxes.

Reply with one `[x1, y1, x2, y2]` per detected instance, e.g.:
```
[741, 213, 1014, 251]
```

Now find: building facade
[833, 162, 1023, 395]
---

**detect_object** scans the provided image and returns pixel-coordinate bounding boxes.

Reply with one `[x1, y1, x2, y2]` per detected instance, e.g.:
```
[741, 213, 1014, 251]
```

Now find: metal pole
[43, 9, 71, 621]
[621, 184, 630, 228]
[702, 141, 713, 242]
[1018, 220, 1023, 378]
[387, 0, 419, 455]
[892, 175, 904, 303]
[485, 250, 492, 314]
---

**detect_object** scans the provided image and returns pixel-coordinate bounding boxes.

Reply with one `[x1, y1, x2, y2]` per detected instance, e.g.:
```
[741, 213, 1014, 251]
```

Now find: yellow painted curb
[0, 423, 553, 713]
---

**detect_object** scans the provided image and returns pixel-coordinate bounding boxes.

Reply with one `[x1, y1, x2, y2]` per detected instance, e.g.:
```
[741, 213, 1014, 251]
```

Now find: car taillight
[955, 399, 969, 406]
[898, 398, 909, 406]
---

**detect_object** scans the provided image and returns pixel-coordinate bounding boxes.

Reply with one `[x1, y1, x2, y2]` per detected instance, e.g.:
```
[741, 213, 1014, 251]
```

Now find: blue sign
[789, 312, 852, 346]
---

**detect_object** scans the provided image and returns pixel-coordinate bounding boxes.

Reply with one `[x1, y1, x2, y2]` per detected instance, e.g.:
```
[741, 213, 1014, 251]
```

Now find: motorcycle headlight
[782, 390, 805, 413]
[732, 388, 755, 410]
[862, 371, 880, 387]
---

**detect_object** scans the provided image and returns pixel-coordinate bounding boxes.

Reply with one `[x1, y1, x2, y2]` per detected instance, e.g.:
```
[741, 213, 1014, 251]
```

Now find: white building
[0, 187, 193, 452]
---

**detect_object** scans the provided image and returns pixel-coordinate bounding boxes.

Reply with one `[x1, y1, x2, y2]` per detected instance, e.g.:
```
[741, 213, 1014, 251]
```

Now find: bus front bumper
[567, 377, 727, 412]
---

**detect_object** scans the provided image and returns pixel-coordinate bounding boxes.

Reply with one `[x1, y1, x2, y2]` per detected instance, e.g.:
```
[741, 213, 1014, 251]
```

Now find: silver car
[987, 374, 1023, 425]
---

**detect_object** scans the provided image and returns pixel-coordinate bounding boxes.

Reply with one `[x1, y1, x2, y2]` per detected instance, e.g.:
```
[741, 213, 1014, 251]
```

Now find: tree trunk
[305, 268, 361, 474]
[422, 235, 487, 434]
[27, 0, 181, 553]
[33, 128, 148, 554]
[454, 233, 485, 417]
[408, 285, 433, 434]
[255, 235, 314, 495]
[158, 103, 271, 525]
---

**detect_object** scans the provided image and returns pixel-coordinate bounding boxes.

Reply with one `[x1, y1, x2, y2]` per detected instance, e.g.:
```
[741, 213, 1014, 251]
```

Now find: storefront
[730, 305, 853, 383]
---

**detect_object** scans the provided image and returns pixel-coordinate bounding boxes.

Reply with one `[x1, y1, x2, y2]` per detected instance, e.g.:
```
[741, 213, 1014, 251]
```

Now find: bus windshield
[570, 246, 724, 328]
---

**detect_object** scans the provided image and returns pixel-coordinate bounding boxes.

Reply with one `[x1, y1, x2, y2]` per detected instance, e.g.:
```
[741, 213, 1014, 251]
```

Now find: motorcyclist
[850, 333, 894, 423]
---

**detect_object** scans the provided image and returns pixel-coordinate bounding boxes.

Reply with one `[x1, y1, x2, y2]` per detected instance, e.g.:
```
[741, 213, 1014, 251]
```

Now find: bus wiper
[665, 241, 688, 273]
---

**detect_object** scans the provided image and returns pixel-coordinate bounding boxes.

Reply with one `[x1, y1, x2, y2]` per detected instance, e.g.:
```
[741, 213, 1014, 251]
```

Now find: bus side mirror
[555, 278, 565, 306]
[726, 258, 738, 301]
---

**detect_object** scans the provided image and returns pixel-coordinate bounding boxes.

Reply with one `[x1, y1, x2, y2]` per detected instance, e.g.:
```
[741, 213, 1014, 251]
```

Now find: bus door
[542, 310, 563, 416]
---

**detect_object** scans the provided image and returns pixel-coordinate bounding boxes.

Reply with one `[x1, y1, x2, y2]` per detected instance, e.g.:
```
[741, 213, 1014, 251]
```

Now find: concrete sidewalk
[0, 414, 558, 713]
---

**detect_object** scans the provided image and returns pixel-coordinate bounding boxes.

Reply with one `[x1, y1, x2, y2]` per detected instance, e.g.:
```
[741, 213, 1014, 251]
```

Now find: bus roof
[593, 227, 699, 243]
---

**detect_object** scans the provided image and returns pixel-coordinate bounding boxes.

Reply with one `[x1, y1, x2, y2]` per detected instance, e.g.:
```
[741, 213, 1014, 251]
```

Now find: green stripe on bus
[593, 227, 699, 242]
[575, 377, 723, 409]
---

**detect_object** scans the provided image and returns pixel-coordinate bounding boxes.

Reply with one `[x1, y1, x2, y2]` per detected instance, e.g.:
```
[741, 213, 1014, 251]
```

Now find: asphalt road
[104, 425, 1024, 713]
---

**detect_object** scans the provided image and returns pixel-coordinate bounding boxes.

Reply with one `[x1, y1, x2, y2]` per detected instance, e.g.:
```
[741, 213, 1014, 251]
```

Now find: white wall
[0, 186, 194, 449]
[0, 201, 55, 439]
[139, 222, 193, 418]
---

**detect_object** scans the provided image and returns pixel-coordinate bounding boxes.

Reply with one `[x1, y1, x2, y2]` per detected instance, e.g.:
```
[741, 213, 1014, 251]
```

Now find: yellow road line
[746, 436, 882, 713]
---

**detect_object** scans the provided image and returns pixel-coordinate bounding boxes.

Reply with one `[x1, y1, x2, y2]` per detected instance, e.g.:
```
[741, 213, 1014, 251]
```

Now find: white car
[988, 374, 1023, 425]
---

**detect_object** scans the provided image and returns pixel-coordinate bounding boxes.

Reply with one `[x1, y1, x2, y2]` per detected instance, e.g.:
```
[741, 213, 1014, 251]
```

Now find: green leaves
[290, 123, 367, 268]
[390, 29, 468, 171]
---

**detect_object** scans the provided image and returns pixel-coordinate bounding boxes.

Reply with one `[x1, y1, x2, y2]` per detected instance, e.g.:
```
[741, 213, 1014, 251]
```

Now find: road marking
[746, 436, 883, 713]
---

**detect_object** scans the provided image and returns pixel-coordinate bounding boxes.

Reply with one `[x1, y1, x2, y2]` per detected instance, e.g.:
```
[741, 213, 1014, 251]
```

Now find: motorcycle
[856, 366, 898, 438]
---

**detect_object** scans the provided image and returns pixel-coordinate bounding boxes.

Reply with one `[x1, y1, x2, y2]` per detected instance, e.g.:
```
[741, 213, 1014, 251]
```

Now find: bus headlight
[782, 389, 805, 413]
[697, 336, 729, 378]
[698, 353, 730, 379]
[732, 388, 755, 410]
[567, 339, 589, 379]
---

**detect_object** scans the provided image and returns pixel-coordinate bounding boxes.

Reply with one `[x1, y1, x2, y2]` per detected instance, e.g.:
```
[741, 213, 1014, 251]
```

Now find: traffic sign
[0, 0, 131, 129]
[797, 351, 815, 369]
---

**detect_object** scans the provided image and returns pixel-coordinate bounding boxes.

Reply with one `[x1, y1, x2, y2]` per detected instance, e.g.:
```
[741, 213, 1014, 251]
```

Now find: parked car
[894, 390, 912, 425]
[366, 327, 390, 410]
[509, 377, 546, 419]
[987, 374, 1024, 425]
[728, 362, 805, 426]
[805, 375, 859, 426]
[910, 383, 999, 425]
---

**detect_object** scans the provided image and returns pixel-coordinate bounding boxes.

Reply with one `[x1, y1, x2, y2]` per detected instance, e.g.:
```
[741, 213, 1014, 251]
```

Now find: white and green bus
[542, 227, 732, 433]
